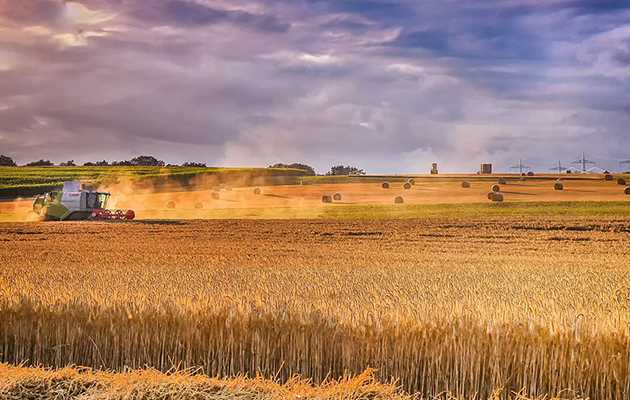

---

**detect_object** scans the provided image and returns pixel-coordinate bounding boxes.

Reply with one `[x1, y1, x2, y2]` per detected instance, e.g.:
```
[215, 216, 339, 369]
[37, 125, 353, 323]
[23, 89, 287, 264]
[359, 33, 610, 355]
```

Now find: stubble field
[1, 214, 629, 399]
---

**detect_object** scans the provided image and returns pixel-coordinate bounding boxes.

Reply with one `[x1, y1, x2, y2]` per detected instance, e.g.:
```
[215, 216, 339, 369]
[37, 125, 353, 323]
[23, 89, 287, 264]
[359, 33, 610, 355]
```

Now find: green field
[125, 201, 630, 220]
[0, 166, 307, 198]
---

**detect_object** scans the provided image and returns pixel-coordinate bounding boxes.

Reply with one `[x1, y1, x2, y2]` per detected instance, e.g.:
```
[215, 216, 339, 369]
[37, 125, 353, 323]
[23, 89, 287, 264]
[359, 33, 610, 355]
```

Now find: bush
[269, 163, 316, 176]
[60, 160, 76, 167]
[26, 159, 54, 167]
[182, 162, 207, 168]
[326, 165, 366, 176]
[83, 160, 109, 166]
[0, 155, 16, 166]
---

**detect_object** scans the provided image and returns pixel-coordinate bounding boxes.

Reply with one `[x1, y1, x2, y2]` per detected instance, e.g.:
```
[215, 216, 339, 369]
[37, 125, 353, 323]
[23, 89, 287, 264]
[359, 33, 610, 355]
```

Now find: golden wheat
[1, 217, 629, 399]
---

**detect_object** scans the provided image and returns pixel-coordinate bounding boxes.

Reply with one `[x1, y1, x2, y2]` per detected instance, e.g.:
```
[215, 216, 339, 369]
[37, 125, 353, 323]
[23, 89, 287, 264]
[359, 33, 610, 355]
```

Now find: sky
[1, 0, 629, 173]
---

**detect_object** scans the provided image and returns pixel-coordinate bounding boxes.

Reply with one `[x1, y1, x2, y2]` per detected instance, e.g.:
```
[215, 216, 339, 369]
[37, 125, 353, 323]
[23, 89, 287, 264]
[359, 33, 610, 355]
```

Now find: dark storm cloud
[1, 0, 630, 171]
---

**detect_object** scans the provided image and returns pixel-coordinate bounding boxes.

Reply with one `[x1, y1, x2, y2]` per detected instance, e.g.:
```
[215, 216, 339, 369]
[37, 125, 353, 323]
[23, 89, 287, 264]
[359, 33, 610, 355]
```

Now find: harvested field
[1, 217, 629, 399]
[0, 364, 411, 400]
[1, 174, 629, 222]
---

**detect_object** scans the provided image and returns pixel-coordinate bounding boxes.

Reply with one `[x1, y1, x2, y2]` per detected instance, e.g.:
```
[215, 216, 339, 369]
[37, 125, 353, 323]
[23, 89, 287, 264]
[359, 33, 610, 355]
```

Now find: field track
[1, 217, 629, 398]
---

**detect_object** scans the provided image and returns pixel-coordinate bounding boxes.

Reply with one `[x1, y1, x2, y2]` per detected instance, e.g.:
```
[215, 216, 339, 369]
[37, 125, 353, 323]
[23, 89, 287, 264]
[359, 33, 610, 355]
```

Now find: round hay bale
[625, 187, 630, 196]
[253, 187, 262, 195]
[166, 201, 176, 209]
[333, 193, 342, 201]
[617, 178, 626, 186]
[498, 177, 507, 185]
[322, 195, 333, 203]
[211, 192, 220, 200]
[394, 196, 404, 204]
[403, 182, 412, 190]
[194, 202, 204, 209]
[605, 174, 614, 181]
[382, 182, 390, 189]
[488, 192, 504, 202]
[554, 182, 564, 191]
[462, 181, 471, 188]
[491, 184, 501, 193]
[407, 178, 415, 185]
[527, 171, 535, 177]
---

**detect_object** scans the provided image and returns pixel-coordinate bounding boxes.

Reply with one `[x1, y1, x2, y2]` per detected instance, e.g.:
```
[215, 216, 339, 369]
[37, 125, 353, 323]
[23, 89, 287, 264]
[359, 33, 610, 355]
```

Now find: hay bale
[407, 178, 415, 185]
[194, 202, 204, 209]
[253, 187, 262, 195]
[617, 178, 626, 186]
[403, 182, 412, 190]
[333, 193, 342, 201]
[554, 182, 564, 191]
[527, 171, 535, 176]
[491, 184, 501, 193]
[498, 177, 507, 185]
[382, 182, 390, 189]
[462, 181, 471, 188]
[211, 192, 220, 200]
[625, 187, 630, 195]
[488, 192, 504, 202]
[322, 195, 333, 203]
[394, 196, 404, 204]
[605, 174, 614, 181]
[166, 201, 176, 209]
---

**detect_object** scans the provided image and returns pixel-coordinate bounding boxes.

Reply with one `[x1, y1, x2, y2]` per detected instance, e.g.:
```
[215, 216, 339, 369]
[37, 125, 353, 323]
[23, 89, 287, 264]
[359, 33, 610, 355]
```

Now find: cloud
[0, 0, 629, 172]
[128, 0, 290, 32]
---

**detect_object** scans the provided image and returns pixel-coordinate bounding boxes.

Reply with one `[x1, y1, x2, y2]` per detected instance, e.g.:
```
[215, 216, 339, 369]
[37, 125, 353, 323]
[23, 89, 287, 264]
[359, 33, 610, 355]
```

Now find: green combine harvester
[32, 181, 135, 221]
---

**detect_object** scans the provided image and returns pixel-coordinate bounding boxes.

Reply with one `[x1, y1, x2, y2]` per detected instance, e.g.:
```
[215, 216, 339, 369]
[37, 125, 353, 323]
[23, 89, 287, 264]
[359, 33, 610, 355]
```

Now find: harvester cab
[32, 181, 135, 221]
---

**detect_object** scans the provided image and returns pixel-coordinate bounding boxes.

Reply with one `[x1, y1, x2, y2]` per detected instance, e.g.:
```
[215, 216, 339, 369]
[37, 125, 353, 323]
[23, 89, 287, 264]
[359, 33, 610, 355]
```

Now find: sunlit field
[1, 215, 629, 399]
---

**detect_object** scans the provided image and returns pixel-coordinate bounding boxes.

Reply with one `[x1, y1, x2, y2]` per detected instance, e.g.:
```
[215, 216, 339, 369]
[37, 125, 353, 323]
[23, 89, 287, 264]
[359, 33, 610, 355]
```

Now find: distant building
[480, 163, 493, 174]
[431, 163, 439, 175]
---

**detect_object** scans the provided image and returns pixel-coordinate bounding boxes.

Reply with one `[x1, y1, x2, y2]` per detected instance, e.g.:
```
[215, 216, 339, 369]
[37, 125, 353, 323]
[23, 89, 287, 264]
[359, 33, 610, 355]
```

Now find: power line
[509, 159, 531, 174]
[549, 160, 568, 175]
[570, 152, 596, 173]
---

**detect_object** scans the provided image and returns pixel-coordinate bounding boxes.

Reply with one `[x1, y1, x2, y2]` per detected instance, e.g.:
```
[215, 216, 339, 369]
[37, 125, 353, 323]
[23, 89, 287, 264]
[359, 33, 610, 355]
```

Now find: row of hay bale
[166, 201, 205, 209]
[382, 178, 415, 190]
[321, 193, 343, 203]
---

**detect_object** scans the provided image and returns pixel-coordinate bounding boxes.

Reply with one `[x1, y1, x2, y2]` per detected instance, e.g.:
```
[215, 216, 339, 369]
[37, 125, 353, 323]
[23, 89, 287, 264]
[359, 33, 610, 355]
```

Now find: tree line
[1, 155, 366, 176]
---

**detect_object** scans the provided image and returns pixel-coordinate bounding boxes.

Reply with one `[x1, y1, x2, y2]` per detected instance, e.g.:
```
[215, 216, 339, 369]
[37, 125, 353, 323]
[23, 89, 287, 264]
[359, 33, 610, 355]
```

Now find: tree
[269, 163, 316, 176]
[60, 160, 76, 166]
[83, 160, 109, 166]
[0, 155, 16, 166]
[326, 165, 366, 176]
[182, 162, 207, 168]
[26, 159, 54, 167]
[129, 155, 165, 167]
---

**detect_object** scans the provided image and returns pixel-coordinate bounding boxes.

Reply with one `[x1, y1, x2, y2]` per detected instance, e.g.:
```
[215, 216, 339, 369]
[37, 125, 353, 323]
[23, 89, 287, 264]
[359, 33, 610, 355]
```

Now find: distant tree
[129, 155, 165, 167]
[60, 160, 76, 166]
[111, 160, 133, 166]
[84, 160, 110, 166]
[326, 165, 365, 176]
[26, 159, 54, 167]
[269, 163, 316, 176]
[0, 155, 16, 166]
[182, 162, 207, 168]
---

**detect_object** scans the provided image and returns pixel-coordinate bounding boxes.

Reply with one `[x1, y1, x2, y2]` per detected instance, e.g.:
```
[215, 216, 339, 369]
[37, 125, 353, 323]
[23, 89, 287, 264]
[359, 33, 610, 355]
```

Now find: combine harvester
[32, 181, 135, 221]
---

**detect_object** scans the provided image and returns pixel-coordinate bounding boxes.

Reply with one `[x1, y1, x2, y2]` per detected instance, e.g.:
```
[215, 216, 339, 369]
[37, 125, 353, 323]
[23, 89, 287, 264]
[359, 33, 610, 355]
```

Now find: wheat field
[1, 217, 629, 398]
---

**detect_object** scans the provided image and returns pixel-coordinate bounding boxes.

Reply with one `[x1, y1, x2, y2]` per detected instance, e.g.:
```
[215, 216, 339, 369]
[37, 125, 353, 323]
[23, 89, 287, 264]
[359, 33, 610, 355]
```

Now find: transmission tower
[571, 152, 596, 173]
[510, 159, 531, 174]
